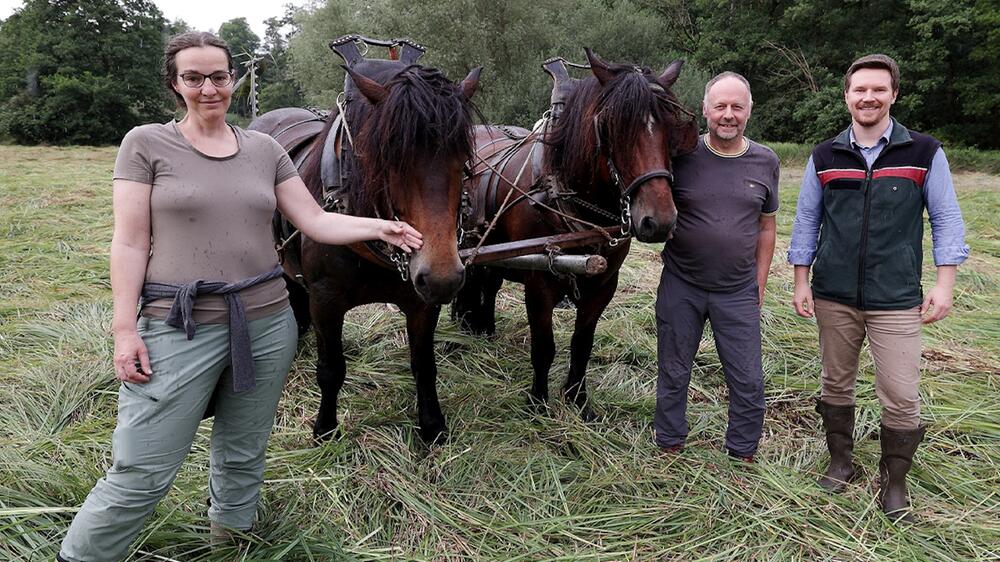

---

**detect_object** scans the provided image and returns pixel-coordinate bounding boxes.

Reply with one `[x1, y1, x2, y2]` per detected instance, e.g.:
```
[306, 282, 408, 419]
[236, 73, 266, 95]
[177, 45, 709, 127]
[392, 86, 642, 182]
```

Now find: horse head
[548, 49, 698, 243]
[344, 62, 481, 304]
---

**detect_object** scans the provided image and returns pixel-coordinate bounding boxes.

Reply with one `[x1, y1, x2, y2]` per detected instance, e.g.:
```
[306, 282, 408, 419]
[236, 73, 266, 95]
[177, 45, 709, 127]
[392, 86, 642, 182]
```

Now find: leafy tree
[0, 0, 170, 144]
[286, 0, 998, 148]
[643, 0, 1000, 148]
[287, 0, 700, 126]
[257, 12, 305, 113]
[218, 17, 262, 117]
[287, 0, 371, 107]
[218, 17, 261, 73]
[167, 17, 191, 35]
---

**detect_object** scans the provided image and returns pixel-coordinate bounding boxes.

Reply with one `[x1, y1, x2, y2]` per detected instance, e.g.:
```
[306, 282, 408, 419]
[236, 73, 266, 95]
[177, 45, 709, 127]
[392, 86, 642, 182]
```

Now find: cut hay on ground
[1, 145, 998, 560]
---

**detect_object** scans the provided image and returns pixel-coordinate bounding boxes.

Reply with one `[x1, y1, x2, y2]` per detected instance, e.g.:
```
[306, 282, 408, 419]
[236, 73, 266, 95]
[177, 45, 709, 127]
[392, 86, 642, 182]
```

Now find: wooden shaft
[459, 226, 625, 264]
[481, 254, 607, 276]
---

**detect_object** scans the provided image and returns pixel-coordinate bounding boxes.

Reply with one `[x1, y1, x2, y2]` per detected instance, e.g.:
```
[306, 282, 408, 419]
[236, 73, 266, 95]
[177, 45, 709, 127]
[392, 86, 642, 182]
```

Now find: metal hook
[620, 196, 632, 236]
[390, 250, 410, 281]
[354, 39, 369, 57]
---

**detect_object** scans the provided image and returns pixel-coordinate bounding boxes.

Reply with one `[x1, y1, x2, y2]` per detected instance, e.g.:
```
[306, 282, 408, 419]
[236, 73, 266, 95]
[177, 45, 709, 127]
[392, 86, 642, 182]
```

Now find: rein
[463, 118, 628, 266]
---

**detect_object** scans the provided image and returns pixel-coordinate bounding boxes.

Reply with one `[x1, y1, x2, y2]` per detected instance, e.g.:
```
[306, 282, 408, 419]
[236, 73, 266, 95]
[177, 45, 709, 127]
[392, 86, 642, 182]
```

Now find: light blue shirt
[788, 121, 970, 266]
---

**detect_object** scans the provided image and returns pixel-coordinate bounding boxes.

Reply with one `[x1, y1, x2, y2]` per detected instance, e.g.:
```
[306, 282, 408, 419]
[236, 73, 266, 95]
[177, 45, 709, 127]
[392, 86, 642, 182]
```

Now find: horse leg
[451, 266, 502, 336]
[525, 277, 560, 410]
[563, 276, 619, 422]
[284, 274, 312, 336]
[404, 304, 448, 444]
[311, 304, 347, 442]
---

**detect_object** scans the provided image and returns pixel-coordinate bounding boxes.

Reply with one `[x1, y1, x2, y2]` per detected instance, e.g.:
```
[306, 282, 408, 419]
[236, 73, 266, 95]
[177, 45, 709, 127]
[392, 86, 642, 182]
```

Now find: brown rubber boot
[878, 424, 926, 523]
[815, 400, 856, 492]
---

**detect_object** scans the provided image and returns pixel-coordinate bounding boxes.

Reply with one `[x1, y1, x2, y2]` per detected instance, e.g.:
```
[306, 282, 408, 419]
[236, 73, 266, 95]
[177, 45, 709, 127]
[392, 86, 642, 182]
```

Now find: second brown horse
[454, 49, 699, 418]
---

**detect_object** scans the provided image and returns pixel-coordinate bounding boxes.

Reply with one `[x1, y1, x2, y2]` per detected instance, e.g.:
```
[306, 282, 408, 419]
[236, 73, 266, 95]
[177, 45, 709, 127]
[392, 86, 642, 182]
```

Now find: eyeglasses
[178, 71, 234, 89]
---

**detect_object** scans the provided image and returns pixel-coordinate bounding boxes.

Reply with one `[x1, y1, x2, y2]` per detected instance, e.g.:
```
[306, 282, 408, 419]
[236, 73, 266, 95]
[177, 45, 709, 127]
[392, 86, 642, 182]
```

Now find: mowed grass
[1, 143, 998, 561]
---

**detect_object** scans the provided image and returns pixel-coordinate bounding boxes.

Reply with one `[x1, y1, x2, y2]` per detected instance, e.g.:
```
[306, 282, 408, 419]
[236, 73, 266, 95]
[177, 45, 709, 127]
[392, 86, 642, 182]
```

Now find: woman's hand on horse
[113, 331, 152, 383]
[380, 220, 423, 253]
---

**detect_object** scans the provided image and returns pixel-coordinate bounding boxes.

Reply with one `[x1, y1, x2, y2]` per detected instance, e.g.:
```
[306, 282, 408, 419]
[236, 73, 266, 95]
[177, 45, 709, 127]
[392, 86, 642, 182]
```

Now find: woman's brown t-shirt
[114, 121, 299, 323]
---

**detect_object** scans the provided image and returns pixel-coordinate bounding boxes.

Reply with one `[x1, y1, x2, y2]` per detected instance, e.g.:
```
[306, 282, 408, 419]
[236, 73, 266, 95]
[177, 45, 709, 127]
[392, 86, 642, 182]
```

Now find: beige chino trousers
[813, 298, 922, 429]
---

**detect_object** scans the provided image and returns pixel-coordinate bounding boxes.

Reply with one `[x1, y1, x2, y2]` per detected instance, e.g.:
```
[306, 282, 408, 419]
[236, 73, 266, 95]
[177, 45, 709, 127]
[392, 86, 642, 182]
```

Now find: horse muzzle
[633, 213, 677, 243]
[410, 254, 466, 305]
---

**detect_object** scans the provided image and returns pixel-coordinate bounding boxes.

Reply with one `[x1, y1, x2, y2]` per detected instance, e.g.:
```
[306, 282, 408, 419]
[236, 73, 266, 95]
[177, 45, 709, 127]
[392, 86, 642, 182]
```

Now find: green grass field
[1, 144, 998, 561]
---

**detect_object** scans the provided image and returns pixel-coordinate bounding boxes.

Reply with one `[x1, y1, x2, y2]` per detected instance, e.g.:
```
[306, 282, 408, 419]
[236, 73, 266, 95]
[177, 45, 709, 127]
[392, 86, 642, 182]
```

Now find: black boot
[815, 400, 856, 492]
[878, 424, 926, 523]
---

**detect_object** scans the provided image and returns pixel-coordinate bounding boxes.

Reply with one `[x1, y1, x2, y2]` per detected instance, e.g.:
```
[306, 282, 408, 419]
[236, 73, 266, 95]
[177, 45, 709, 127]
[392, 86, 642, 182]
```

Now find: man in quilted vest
[788, 54, 969, 523]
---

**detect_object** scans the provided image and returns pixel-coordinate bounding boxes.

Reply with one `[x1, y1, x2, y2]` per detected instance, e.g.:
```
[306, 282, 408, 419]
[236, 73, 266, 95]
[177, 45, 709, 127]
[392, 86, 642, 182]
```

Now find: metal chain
[562, 195, 619, 223]
[544, 244, 580, 300]
[390, 249, 410, 281]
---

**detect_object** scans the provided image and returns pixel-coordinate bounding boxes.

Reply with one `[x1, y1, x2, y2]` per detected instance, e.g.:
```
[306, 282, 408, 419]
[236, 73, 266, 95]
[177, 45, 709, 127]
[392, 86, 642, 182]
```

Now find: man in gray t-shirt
[654, 72, 779, 461]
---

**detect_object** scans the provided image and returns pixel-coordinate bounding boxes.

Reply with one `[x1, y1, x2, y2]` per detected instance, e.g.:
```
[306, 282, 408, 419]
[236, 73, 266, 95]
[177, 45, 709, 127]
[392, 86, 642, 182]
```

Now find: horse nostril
[640, 216, 657, 236]
[413, 269, 429, 292]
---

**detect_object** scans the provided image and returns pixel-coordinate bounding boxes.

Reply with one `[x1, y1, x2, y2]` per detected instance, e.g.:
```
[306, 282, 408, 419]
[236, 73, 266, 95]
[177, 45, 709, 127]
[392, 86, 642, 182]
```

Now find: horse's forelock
[597, 72, 676, 174]
[353, 65, 475, 214]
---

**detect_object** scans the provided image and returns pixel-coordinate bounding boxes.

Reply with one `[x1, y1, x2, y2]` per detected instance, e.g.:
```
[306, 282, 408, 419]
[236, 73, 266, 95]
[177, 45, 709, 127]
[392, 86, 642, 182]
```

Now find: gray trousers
[59, 307, 297, 562]
[654, 268, 765, 457]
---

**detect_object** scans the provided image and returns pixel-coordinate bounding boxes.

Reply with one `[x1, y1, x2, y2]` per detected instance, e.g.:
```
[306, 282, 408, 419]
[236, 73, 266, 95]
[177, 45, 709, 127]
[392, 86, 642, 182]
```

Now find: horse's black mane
[544, 68, 695, 189]
[301, 61, 475, 217]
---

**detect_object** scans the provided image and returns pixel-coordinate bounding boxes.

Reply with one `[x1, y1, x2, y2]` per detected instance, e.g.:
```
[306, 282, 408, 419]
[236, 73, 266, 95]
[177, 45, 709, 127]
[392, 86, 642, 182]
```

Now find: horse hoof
[570, 401, 597, 423]
[312, 423, 341, 444]
[459, 321, 495, 337]
[420, 425, 449, 446]
[525, 394, 550, 416]
[440, 339, 463, 354]
[453, 310, 496, 337]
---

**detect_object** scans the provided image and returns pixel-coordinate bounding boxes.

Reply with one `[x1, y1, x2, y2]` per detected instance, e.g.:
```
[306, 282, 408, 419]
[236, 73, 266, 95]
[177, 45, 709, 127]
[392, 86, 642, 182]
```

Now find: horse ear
[658, 60, 684, 90]
[343, 65, 388, 105]
[459, 66, 482, 100]
[671, 118, 700, 157]
[585, 48, 617, 86]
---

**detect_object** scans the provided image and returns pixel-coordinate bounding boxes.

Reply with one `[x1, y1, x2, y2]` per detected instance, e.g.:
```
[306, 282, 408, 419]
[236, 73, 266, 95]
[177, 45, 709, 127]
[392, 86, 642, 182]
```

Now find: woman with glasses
[56, 32, 422, 562]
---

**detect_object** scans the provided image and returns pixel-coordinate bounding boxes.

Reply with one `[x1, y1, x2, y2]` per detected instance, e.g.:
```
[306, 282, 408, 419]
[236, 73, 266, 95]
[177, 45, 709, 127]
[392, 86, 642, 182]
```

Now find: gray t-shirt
[662, 135, 780, 291]
[114, 121, 299, 322]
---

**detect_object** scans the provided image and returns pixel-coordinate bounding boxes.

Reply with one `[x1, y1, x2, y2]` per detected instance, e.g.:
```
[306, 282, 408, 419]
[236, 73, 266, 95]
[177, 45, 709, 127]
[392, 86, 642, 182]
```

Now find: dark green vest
[810, 119, 940, 310]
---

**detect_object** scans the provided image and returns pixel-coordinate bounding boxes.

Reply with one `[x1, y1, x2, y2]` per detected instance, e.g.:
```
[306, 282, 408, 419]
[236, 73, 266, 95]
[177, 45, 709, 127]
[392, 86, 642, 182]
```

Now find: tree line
[1, 0, 996, 149]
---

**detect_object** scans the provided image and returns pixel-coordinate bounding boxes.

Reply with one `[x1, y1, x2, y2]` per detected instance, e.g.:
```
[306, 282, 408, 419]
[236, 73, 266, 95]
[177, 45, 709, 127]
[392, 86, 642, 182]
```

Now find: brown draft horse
[453, 49, 698, 419]
[251, 58, 480, 443]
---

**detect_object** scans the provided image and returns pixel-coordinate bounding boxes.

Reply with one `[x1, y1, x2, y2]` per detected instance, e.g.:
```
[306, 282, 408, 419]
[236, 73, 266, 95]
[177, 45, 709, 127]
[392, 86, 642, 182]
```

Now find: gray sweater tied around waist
[140, 265, 286, 392]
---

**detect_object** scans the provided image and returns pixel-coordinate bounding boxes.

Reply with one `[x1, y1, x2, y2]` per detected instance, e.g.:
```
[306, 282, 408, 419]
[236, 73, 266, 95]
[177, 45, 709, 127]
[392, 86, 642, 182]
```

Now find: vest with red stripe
[810, 118, 940, 310]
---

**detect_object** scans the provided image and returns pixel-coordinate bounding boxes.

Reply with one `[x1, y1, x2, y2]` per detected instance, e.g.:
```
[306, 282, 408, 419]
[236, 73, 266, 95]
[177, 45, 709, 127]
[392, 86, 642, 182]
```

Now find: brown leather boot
[210, 520, 251, 546]
[815, 400, 856, 492]
[878, 424, 926, 523]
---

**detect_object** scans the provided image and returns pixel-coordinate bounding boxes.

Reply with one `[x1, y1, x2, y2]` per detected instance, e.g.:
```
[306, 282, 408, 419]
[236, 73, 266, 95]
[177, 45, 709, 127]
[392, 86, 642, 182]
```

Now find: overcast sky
[0, 0, 310, 38]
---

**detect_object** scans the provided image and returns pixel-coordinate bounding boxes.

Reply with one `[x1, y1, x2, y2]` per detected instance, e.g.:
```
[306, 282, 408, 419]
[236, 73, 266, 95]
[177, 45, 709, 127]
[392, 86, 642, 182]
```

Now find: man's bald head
[703, 72, 753, 108]
[702, 72, 754, 148]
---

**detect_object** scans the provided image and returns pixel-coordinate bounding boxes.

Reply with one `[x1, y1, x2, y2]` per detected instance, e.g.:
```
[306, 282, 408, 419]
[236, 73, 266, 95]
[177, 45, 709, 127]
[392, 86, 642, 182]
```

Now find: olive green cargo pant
[59, 307, 297, 562]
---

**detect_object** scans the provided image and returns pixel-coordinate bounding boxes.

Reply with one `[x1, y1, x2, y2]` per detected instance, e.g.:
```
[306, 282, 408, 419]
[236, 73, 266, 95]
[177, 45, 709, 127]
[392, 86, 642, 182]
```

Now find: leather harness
[462, 57, 680, 254]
